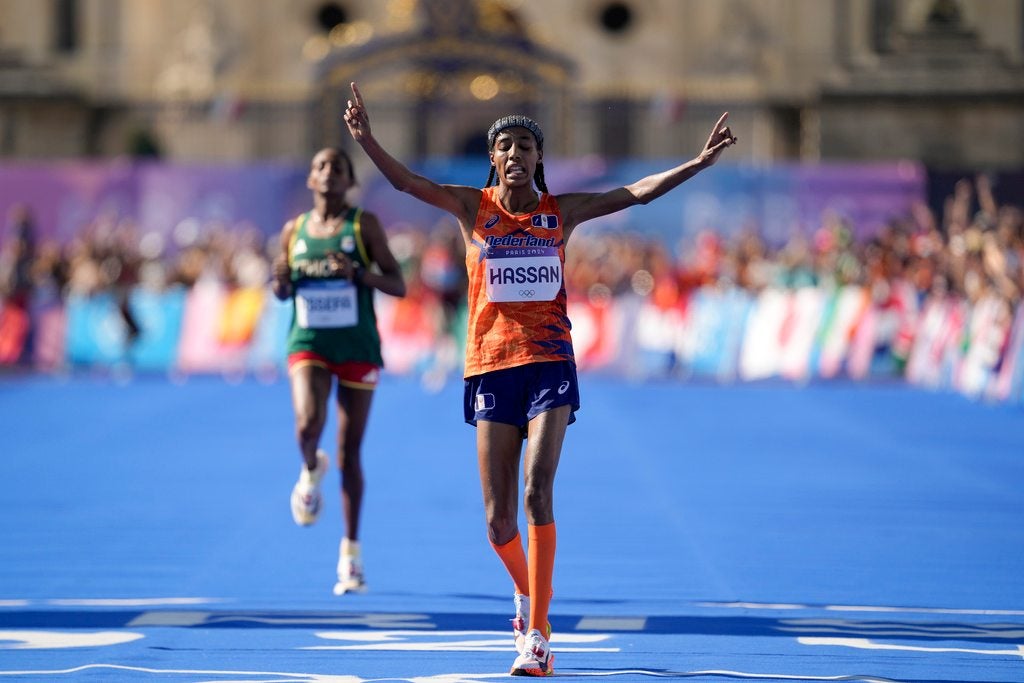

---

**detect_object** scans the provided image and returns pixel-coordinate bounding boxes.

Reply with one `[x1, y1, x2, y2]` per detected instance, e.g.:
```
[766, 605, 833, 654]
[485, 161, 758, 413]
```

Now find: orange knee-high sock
[527, 522, 556, 633]
[490, 532, 530, 596]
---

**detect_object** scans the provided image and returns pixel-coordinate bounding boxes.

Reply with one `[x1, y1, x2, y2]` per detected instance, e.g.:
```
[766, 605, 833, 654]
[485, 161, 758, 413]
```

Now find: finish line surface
[1, 374, 1022, 682]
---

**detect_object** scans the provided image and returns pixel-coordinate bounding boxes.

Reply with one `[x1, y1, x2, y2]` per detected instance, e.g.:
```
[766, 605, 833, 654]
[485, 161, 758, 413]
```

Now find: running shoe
[510, 628, 554, 676]
[513, 594, 552, 654]
[512, 593, 529, 651]
[290, 449, 329, 526]
[333, 538, 367, 595]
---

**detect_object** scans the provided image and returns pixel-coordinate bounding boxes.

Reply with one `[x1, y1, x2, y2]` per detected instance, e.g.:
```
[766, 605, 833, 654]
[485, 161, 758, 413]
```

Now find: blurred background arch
[0, 0, 1020, 170]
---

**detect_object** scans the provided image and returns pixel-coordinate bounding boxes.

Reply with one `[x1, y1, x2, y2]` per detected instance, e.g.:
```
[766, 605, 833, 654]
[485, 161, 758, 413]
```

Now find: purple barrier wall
[1, 160, 927, 250]
[0, 162, 309, 249]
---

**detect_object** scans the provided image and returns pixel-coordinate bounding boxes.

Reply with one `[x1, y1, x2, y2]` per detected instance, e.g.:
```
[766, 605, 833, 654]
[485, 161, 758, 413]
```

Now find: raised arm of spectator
[976, 174, 999, 226]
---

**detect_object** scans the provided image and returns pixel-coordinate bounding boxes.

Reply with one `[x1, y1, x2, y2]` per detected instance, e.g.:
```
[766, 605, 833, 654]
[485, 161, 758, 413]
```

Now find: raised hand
[344, 82, 371, 142]
[699, 112, 738, 166]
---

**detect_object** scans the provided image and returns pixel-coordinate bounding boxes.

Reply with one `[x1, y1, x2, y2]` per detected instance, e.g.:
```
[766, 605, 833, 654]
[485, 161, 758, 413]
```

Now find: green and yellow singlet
[286, 209, 383, 367]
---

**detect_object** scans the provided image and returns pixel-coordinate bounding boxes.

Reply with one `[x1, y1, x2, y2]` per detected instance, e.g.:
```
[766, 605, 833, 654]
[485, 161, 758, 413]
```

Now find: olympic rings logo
[518, 290, 536, 298]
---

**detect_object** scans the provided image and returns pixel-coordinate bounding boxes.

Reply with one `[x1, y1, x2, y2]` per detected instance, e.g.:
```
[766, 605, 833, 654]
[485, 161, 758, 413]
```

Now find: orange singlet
[464, 186, 574, 377]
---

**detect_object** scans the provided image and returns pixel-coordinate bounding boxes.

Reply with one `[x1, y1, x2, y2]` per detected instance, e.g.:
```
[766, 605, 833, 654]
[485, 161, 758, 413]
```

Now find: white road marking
[50, 597, 222, 607]
[575, 617, 647, 630]
[799, 636, 1024, 659]
[0, 630, 144, 649]
[307, 630, 618, 652]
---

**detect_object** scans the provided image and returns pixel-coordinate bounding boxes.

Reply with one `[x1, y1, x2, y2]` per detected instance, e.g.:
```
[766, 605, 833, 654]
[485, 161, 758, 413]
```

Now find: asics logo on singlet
[557, 381, 570, 395]
[485, 214, 500, 229]
[485, 234, 556, 248]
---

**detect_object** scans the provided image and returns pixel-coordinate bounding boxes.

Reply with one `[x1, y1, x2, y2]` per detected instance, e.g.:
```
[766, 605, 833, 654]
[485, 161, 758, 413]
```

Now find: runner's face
[490, 127, 541, 188]
[307, 150, 352, 196]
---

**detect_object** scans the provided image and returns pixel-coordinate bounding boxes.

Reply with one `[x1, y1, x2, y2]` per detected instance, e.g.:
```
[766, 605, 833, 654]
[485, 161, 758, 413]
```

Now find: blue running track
[1, 374, 1023, 682]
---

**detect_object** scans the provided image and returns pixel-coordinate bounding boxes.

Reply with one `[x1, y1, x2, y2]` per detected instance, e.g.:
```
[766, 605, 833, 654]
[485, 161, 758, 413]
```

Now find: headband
[487, 115, 544, 150]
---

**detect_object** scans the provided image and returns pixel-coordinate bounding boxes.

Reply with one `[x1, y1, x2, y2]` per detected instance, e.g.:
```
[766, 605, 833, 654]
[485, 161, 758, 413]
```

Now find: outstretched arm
[345, 82, 480, 228]
[559, 113, 737, 234]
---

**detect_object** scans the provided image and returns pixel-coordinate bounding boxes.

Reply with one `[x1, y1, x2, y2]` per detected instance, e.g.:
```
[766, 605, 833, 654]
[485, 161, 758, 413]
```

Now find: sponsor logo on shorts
[558, 381, 570, 395]
[362, 369, 379, 384]
[475, 392, 496, 411]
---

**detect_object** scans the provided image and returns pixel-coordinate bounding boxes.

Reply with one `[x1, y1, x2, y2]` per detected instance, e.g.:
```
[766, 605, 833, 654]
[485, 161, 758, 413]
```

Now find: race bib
[295, 280, 358, 328]
[484, 248, 562, 303]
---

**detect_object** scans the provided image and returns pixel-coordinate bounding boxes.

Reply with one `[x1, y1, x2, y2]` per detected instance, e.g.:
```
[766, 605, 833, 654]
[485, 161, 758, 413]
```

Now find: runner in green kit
[271, 146, 406, 595]
[285, 206, 384, 366]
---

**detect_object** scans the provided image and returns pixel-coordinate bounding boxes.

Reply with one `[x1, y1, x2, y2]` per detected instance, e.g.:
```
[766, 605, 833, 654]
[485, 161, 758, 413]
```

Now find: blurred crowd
[1, 174, 1022, 369]
[562, 175, 1021, 313]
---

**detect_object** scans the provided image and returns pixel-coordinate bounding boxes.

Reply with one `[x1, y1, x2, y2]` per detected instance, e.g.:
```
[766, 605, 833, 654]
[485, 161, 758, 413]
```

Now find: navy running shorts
[464, 360, 580, 432]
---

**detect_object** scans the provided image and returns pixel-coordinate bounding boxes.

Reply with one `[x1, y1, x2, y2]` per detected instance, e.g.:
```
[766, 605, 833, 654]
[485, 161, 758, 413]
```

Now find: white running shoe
[513, 593, 552, 654]
[333, 538, 367, 595]
[290, 450, 329, 526]
[512, 593, 529, 652]
[510, 628, 554, 677]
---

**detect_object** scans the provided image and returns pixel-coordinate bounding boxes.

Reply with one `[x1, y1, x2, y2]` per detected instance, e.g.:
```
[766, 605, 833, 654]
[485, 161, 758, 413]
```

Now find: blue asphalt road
[1, 373, 1022, 682]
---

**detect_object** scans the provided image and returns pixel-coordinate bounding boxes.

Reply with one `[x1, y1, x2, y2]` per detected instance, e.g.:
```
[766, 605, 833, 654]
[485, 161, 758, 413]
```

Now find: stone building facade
[0, 0, 1022, 169]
